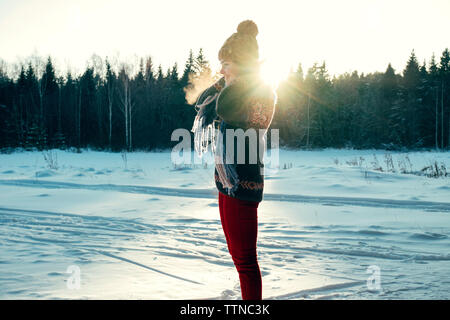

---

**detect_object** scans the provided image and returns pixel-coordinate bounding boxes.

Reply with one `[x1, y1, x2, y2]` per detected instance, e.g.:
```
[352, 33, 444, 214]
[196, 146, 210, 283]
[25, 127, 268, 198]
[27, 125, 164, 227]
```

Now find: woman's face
[220, 60, 239, 85]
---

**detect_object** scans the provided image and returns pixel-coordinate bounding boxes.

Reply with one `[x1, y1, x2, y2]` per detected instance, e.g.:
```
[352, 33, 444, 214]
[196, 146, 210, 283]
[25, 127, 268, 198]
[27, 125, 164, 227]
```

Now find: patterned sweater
[214, 75, 277, 203]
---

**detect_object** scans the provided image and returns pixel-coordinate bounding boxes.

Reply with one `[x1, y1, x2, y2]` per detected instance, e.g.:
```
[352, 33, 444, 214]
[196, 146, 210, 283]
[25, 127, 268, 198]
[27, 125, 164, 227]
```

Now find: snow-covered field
[0, 148, 449, 299]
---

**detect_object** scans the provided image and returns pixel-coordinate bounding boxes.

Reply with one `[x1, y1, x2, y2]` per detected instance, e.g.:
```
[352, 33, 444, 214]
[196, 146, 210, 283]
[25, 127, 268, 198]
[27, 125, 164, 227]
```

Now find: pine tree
[156, 64, 164, 84]
[313, 62, 334, 147]
[181, 49, 195, 89]
[61, 71, 77, 148]
[439, 48, 450, 149]
[193, 48, 210, 75]
[41, 57, 58, 148]
[380, 63, 399, 146]
[416, 60, 430, 147]
[131, 59, 147, 150]
[143, 56, 156, 149]
[402, 50, 421, 147]
[25, 63, 39, 118]
[429, 54, 440, 149]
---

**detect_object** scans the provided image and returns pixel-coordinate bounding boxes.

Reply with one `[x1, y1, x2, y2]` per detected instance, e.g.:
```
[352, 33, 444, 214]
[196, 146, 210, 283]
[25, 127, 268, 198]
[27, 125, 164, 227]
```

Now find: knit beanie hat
[218, 20, 260, 74]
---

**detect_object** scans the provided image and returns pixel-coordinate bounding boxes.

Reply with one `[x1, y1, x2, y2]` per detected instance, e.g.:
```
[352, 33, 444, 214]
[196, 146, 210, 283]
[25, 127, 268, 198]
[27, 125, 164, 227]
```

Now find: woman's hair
[218, 20, 260, 76]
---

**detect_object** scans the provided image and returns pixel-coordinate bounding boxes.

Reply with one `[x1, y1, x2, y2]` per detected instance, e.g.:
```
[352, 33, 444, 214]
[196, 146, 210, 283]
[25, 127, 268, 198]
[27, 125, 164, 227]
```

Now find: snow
[0, 148, 449, 299]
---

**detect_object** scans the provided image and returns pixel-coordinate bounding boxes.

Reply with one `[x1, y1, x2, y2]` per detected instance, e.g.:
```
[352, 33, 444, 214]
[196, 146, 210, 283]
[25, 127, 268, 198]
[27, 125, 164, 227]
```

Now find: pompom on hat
[237, 19, 259, 38]
[218, 20, 261, 73]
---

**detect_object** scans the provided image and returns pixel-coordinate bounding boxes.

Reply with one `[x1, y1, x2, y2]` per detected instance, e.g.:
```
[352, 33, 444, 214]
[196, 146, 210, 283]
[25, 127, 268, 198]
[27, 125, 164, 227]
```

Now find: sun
[259, 58, 290, 90]
[212, 56, 290, 90]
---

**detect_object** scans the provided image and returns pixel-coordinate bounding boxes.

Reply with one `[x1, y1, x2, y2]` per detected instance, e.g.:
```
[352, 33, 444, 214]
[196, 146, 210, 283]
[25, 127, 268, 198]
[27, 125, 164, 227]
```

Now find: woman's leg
[219, 192, 261, 300]
[219, 192, 230, 249]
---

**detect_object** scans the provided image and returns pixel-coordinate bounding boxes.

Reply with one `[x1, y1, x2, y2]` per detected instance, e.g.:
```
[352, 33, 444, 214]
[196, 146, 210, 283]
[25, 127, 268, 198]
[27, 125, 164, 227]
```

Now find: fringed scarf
[191, 77, 239, 195]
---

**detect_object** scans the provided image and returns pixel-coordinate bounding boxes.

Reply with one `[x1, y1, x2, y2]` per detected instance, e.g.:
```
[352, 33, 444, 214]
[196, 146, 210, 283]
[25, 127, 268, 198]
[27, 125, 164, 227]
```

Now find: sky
[0, 0, 449, 84]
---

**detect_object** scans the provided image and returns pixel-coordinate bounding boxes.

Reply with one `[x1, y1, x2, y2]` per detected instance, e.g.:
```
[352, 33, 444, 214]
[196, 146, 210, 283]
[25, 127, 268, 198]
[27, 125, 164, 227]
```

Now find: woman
[192, 20, 277, 300]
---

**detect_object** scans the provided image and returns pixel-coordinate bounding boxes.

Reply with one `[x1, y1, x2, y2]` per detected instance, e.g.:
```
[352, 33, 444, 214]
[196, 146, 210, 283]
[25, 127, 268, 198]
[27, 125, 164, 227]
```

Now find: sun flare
[259, 58, 290, 90]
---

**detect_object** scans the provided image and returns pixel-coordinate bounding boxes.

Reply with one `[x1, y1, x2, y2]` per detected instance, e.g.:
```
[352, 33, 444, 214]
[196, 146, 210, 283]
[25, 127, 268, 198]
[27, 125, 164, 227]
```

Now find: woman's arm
[215, 80, 249, 127]
[216, 79, 277, 129]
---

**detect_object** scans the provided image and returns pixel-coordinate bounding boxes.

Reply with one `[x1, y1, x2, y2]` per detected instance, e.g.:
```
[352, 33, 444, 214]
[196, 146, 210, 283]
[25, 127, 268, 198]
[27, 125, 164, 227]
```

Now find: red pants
[218, 191, 262, 300]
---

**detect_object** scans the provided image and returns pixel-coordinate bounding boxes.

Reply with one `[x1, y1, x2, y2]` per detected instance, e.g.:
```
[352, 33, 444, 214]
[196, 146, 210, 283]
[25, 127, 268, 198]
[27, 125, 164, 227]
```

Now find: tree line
[0, 49, 213, 152]
[0, 48, 449, 152]
[274, 49, 450, 150]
